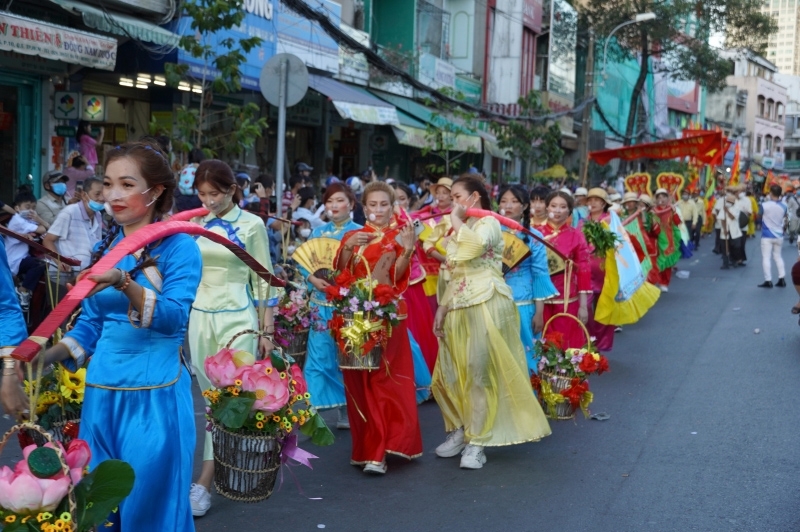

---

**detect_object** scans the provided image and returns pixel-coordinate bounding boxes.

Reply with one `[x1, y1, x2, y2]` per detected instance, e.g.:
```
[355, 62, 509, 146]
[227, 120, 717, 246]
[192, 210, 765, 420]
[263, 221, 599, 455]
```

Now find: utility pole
[579, 30, 595, 187]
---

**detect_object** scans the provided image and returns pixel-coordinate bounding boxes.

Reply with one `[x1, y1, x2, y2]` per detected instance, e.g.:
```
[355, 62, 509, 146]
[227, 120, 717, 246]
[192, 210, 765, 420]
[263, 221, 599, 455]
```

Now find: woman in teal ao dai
[297, 183, 362, 427]
[497, 185, 557, 374]
[39, 142, 201, 531]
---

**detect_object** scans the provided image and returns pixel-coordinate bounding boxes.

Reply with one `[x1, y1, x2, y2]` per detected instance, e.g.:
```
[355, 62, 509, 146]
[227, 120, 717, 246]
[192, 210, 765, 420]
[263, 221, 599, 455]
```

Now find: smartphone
[395, 219, 424, 245]
[269, 196, 278, 213]
[75, 180, 84, 193]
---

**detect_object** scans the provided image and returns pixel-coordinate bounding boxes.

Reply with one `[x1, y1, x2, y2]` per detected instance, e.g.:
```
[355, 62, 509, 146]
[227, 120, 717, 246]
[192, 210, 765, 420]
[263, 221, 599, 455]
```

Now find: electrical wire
[282, 0, 594, 123]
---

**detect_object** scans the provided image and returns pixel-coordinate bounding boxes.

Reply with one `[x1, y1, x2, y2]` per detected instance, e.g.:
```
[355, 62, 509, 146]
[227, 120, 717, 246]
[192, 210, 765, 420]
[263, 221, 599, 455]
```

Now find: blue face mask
[87, 199, 105, 212]
[51, 182, 67, 196]
[243, 187, 251, 197]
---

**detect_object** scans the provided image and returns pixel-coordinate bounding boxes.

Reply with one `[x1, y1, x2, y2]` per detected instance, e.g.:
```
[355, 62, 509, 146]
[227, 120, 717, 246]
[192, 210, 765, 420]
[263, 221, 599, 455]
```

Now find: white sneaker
[336, 406, 350, 430]
[189, 483, 211, 517]
[460, 444, 486, 469]
[659, 285, 669, 293]
[15, 287, 30, 310]
[363, 461, 387, 475]
[435, 427, 465, 458]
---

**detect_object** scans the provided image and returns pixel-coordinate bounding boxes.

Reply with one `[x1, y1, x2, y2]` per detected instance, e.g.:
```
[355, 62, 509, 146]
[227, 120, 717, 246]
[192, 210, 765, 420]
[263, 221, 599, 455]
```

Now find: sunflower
[59, 368, 86, 404]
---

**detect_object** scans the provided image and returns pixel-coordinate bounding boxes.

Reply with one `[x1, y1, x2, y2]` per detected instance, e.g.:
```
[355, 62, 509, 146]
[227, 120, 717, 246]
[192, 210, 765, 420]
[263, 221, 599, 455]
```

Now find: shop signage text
[0, 12, 117, 71]
[244, 0, 273, 20]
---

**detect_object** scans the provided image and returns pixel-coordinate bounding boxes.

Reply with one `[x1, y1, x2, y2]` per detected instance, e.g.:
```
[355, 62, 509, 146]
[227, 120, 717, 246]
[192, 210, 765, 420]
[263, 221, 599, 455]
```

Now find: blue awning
[308, 75, 399, 126]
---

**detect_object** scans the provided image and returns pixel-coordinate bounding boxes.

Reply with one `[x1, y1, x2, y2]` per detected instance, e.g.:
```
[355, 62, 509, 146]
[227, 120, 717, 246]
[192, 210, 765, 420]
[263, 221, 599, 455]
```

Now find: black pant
[713, 229, 722, 253]
[692, 221, 702, 248]
[18, 256, 44, 292]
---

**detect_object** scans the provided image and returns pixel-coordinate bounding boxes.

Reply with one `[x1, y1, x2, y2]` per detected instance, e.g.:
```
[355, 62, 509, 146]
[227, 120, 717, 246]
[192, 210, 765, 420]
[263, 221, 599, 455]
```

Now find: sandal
[792, 306, 800, 315]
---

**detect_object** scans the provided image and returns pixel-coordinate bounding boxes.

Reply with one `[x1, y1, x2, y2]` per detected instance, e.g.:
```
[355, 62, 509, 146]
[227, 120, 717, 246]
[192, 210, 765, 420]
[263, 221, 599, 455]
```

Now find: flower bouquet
[273, 289, 325, 369]
[21, 365, 86, 446]
[203, 330, 334, 503]
[0, 425, 134, 532]
[531, 322, 610, 420]
[324, 269, 400, 371]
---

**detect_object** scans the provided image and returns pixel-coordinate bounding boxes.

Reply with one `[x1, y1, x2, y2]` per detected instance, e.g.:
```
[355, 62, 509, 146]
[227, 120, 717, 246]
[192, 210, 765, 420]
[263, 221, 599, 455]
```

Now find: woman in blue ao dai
[38, 142, 201, 531]
[297, 183, 362, 428]
[497, 185, 557, 374]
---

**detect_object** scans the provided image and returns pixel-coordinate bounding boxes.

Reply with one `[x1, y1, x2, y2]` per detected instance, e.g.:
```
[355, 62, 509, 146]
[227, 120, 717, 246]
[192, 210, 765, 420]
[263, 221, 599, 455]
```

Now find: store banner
[0, 12, 117, 70]
[333, 101, 399, 126]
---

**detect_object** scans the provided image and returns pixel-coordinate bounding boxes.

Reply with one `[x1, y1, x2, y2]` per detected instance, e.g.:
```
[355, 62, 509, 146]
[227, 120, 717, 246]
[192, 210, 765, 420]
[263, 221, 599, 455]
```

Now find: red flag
[729, 144, 740, 186]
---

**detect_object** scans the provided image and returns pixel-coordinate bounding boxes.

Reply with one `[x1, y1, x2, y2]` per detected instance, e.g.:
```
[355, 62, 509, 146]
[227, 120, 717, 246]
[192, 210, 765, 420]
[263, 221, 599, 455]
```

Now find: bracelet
[344, 246, 354, 252]
[114, 269, 132, 291]
[401, 249, 414, 259]
[2, 359, 15, 370]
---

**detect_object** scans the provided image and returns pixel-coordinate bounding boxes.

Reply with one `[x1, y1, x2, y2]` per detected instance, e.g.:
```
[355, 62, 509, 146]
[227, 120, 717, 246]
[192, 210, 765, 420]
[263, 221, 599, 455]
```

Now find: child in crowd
[4, 193, 48, 309]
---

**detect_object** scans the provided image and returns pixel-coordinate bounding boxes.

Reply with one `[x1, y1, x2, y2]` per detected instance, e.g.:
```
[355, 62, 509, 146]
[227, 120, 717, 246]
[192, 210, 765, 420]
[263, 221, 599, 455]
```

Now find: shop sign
[418, 53, 456, 91]
[0, 12, 117, 71]
[54, 91, 80, 120]
[82, 94, 106, 122]
[455, 76, 482, 105]
[55, 125, 76, 137]
[339, 23, 369, 84]
[0, 50, 64, 76]
[523, 0, 543, 32]
[268, 92, 323, 126]
[332, 102, 399, 126]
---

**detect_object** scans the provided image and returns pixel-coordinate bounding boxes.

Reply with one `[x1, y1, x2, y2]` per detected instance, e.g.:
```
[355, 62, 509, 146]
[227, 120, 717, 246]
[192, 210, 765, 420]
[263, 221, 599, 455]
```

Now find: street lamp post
[580, 12, 656, 185]
[600, 12, 657, 82]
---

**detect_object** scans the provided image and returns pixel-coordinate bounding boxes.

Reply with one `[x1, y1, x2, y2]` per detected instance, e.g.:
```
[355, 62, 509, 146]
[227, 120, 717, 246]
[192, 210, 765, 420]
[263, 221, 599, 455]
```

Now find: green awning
[370, 90, 482, 153]
[51, 0, 180, 47]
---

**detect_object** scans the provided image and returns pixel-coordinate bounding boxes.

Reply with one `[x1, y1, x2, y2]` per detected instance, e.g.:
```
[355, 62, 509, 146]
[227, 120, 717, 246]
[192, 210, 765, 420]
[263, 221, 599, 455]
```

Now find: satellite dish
[260, 53, 309, 107]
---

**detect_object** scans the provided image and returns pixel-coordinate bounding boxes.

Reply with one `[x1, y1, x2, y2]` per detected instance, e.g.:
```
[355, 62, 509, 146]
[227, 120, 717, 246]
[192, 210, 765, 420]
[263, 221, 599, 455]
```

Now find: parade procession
[1, 0, 800, 530]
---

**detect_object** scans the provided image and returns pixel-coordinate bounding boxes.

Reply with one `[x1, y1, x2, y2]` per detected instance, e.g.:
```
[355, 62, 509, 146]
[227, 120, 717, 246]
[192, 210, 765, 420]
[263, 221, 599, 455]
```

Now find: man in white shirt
[42, 177, 104, 299]
[35, 171, 70, 226]
[713, 192, 743, 270]
[758, 184, 788, 288]
[4, 193, 48, 309]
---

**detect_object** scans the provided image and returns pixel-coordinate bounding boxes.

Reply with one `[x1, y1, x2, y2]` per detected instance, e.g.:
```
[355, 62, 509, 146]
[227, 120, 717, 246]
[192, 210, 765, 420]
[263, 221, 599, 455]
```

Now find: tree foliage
[582, 0, 777, 145]
[422, 89, 481, 175]
[489, 91, 564, 182]
[164, 0, 268, 161]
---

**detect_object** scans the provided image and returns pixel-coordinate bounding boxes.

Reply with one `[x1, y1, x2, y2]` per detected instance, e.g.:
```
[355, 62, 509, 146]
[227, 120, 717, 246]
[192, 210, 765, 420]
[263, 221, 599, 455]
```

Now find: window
[757, 135, 763, 152]
[775, 137, 782, 152]
[767, 98, 775, 119]
[520, 28, 536, 96]
[766, 134, 773, 154]
[758, 95, 766, 116]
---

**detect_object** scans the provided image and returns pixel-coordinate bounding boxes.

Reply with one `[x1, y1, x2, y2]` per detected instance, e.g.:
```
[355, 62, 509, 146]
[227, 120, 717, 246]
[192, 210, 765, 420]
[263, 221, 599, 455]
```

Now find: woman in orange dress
[334, 181, 423, 474]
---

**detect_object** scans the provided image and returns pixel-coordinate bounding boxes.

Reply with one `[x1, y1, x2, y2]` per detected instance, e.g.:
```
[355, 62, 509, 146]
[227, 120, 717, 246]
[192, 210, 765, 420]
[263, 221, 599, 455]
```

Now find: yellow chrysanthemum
[255, 412, 265, 421]
[5, 515, 16, 523]
[256, 421, 264, 429]
[59, 368, 86, 403]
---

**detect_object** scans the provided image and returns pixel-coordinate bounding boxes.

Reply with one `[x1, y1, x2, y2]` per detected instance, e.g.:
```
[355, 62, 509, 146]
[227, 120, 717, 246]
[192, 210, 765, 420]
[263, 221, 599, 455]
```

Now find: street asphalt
[2, 234, 799, 531]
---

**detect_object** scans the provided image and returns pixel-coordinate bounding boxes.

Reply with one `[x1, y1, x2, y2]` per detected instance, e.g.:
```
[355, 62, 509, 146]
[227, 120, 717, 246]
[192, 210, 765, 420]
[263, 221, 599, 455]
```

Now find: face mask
[299, 228, 311, 238]
[243, 187, 251, 197]
[87, 199, 105, 212]
[51, 182, 67, 196]
[204, 191, 232, 214]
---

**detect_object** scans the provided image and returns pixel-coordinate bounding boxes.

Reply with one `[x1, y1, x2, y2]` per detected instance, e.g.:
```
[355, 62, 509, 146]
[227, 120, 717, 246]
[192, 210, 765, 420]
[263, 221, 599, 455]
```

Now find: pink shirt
[79, 135, 98, 166]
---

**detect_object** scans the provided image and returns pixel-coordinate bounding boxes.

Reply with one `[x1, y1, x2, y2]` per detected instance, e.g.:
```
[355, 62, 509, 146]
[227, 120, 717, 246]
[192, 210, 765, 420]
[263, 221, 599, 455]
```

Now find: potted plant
[531, 329, 610, 420]
[202, 331, 333, 502]
[323, 269, 401, 371]
[0, 429, 134, 532]
[273, 289, 325, 369]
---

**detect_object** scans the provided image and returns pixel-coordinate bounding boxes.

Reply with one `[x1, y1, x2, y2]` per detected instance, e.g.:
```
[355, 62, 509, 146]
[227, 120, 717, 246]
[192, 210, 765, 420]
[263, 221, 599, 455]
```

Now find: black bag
[739, 211, 750, 230]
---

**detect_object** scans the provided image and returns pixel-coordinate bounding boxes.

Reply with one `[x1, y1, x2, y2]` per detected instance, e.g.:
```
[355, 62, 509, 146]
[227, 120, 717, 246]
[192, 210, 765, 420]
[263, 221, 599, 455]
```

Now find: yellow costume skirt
[431, 292, 551, 447]
[594, 251, 660, 326]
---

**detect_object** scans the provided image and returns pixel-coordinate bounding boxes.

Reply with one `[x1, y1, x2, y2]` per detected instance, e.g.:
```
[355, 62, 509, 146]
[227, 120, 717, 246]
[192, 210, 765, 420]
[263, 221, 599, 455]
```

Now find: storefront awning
[370, 90, 482, 153]
[309, 75, 399, 126]
[0, 11, 118, 70]
[475, 130, 512, 161]
[392, 110, 433, 149]
[51, 0, 180, 47]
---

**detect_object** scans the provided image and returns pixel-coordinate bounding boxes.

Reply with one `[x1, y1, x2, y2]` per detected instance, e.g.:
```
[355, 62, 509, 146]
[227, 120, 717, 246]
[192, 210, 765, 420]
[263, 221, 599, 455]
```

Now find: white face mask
[204, 191, 233, 214]
[299, 228, 311, 238]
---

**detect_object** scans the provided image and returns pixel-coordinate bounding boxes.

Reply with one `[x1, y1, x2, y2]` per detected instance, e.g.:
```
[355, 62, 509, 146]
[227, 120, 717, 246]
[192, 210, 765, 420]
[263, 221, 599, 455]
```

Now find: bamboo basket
[282, 329, 309, 369]
[537, 312, 592, 421]
[25, 409, 81, 447]
[210, 329, 287, 503]
[334, 251, 386, 371]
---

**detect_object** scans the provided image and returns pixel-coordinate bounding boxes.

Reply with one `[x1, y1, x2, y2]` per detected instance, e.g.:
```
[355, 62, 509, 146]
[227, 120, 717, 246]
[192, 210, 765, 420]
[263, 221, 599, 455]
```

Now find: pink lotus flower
[0, 465, 70, 514]
[204, 348, 238, 388]
[240, 361, 290, 413]
[289, 364, 308, 396]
